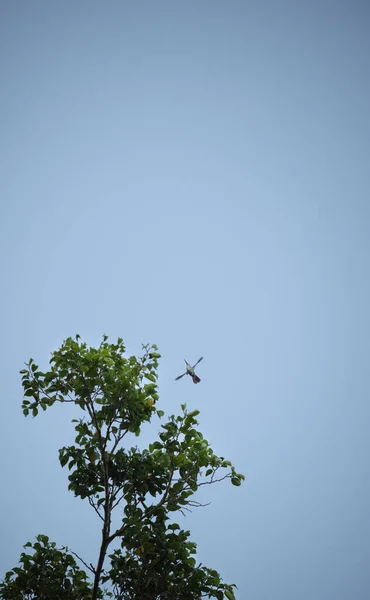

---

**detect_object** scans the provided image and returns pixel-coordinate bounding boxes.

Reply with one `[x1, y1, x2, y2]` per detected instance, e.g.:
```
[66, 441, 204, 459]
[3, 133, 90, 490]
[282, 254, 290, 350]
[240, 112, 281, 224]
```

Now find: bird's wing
[193, 356, 204, 368]
[175, 372, 187, 381]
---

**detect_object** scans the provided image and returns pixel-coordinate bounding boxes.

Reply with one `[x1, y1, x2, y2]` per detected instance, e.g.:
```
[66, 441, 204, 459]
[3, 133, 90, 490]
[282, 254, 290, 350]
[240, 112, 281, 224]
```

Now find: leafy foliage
[0, 535, 92, 600]
[1, 336, 244, 600]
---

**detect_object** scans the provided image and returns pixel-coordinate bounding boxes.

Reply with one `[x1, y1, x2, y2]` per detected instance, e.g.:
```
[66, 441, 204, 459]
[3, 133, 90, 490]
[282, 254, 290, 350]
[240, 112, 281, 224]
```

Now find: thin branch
[109, 427, 128, 460]
[111, 489, 126, 511]
[187, 500, 211, 508]
[198, 474, 230, 486]
[88, 496, 104, 521]
[70, 550, 96, 575]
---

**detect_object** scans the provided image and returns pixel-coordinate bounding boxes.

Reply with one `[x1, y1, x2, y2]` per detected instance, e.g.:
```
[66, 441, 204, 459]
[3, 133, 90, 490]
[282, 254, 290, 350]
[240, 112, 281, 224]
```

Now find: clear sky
[1, 1, 370, 598]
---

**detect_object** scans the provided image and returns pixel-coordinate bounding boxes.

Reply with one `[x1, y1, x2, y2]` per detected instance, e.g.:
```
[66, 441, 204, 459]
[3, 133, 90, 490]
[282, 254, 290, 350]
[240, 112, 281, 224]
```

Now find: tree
[1, 336, 244, 600]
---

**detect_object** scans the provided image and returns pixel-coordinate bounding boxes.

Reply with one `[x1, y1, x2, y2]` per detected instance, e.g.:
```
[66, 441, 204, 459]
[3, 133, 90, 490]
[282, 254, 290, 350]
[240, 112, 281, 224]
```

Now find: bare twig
[198, 474, 230, 486]
[88, 496, 104, 522]
[110, 488, 126, 511]
[70, 550, 96, 574]
[109, 427, 128, 460]
[187, 500, 211, 508]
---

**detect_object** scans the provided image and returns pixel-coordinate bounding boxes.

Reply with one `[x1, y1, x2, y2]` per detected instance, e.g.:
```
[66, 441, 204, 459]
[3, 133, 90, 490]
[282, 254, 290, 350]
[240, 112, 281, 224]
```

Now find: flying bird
[175, 357, 203, 384]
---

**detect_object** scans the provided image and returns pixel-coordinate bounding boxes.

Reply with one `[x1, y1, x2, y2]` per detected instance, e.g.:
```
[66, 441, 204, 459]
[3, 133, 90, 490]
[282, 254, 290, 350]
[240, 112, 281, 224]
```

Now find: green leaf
[231, 477, 241, 486]
[150, 441, 162, 451]
[24, 389, 35, 397]
[144, 373, 156, 383]
[32, 407, 38, 417]
[225, 590, 236, 600]
[157, 410, 164, 418]
[172, 481, 184, 495]
[60, 453, 69, 467]
[205, 468, 213, 476]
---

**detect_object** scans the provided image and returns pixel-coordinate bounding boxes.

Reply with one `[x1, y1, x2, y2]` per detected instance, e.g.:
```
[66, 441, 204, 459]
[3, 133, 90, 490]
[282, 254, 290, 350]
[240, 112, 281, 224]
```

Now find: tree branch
[70, 550, 96, 575]
[88, 496, 104, 521]
[85, 394, 112, 600]
[198, 473, 230, 486]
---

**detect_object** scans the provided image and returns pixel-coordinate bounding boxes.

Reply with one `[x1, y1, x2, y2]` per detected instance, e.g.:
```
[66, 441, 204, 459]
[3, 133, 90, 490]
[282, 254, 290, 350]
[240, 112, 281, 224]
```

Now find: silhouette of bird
[175, 357, 203, 384]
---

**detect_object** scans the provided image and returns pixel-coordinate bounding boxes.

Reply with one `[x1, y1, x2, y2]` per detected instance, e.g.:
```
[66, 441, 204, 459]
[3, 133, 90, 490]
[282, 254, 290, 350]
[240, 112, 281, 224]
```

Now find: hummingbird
[175, 357, 203, 384]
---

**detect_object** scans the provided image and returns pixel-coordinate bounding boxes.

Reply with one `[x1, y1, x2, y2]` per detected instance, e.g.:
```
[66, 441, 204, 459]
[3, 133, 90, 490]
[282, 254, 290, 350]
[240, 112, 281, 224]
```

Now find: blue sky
[1, 1, 370, 598]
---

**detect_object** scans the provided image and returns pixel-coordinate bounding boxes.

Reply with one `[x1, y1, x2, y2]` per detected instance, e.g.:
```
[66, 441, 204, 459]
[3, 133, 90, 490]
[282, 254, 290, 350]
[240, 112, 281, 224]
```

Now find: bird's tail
[192, 374, 201, 384]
